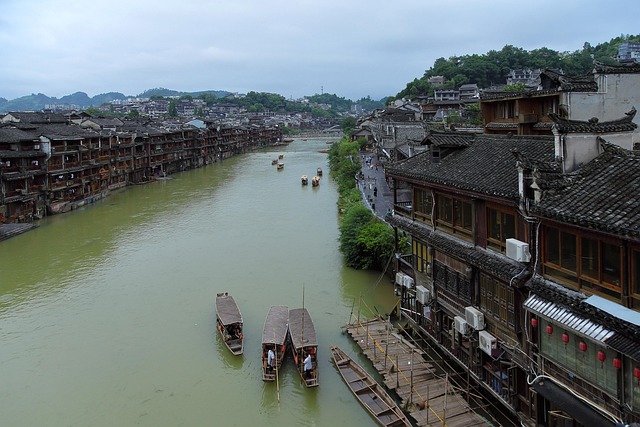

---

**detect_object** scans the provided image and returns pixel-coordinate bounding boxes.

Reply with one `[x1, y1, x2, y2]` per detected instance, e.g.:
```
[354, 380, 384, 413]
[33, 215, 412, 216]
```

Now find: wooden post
[442, 373, 448, 426]
[396, 354, 399, 388]
[409, 348, 414, 405]
[366, 321, 369, 348]
[384, 326, 389, 371]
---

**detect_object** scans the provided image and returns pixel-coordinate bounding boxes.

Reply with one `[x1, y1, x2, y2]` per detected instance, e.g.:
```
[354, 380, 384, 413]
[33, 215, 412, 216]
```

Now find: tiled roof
[0, 127, 38, 143]
[594, 60, 640, 74]
[427, 131, 475, 148]
[540, 69, 598, 92]
[549, 107, 637, 133]
[386, 133, 555, 200]
[485, 122, 519, 130]
[388, 215, 528, 284]
[530, 139, 640, 238]
[3, 111, 69, 124]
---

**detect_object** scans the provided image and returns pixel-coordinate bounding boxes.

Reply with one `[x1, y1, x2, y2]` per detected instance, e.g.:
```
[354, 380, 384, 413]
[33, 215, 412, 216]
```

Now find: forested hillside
[395, 34, 640, 99]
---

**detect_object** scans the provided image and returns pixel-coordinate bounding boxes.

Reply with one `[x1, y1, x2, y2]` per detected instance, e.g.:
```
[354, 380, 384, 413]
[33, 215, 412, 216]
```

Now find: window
[414, 188, 432, 223]
[479, 273, 515, 330]
[543, 226, 622, 298]
[436, 194, 473, 240]
[497, 101, 515, 119]
[412, 239, 430, 273]
[487, 207, 516, 253]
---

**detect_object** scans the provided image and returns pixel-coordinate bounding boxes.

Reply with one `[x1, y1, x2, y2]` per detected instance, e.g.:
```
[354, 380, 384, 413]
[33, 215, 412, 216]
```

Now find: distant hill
[0, 88, 232, 113]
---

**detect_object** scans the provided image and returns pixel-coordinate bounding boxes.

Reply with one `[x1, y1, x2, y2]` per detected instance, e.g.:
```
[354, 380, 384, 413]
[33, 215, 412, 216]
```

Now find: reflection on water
[0, 137, 399, 426]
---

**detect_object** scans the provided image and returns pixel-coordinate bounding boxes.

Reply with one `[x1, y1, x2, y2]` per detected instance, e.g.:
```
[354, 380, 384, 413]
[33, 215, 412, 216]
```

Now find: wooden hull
[215, 293, 244, 356]
[288, 308, 318, 387]
[330, 345, 410, 427]
[261, 306, 289, 382]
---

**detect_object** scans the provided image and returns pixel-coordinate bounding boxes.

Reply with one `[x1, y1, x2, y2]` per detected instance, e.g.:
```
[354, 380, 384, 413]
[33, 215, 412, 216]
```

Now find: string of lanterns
[531, 316, 637, 376]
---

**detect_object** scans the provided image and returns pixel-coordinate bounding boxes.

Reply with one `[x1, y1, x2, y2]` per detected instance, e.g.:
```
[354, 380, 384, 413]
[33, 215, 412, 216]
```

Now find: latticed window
[479, 273, 515, 330]
[414, 188, 432, 223]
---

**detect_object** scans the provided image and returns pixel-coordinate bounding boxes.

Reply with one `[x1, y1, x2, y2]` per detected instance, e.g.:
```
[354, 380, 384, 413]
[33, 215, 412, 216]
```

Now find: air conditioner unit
[403, 275, 415, 289]
[454, 316, 469, 335]
[395, 272, 406, 286]
[416, 285, 430, 304]
[478, 330, 497, 356]
[465, 306, 485, 330]
[34, 144, 40, 150]
[506, 238, 531, 262]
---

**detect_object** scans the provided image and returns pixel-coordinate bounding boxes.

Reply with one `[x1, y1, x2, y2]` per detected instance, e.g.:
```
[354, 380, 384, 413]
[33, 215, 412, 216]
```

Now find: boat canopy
[288, 308, 317, 350]
[216, 294, 243, 326]
[262, 305, 289, 345]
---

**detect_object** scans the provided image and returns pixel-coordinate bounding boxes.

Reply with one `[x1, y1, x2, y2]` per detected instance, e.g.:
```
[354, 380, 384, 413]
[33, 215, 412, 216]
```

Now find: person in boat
[303, 352, 313, 378]
[267, 347, 275, 371]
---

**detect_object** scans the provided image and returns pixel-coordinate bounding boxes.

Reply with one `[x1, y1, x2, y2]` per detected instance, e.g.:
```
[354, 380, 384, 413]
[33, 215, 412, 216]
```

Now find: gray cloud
[1, 0, 639, 101]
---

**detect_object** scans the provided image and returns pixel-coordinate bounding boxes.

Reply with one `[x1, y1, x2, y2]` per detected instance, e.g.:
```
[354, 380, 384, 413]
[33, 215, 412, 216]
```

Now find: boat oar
[274, 332, 280, 403]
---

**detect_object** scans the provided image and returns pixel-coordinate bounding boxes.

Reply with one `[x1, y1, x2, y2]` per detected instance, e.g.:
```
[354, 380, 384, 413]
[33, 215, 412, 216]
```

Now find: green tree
[168, 100, 178, 117]
[342, 116, 356, 134]
[127, 108, 140, 118]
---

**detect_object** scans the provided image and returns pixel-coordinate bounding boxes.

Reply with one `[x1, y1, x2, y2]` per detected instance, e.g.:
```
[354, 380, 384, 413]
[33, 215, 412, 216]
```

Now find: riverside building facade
[0, 112, 281, 222]
[379, 63, 640, 426]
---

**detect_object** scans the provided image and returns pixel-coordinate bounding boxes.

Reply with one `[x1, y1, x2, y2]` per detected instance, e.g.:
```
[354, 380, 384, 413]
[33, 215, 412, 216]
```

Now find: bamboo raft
[344, 317, 488, 427]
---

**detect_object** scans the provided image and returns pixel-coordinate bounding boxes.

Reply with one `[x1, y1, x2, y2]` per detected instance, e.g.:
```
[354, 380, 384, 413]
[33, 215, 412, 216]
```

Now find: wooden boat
[278, 154, 284, 159]
[316, 167, 323, 176]
[272, 159, 278, 165]
[301, 175, 308, 185]
[277, 162, 284, 170]
[215, 292, 244, 355]
[288, 308, 318, 387]
[311, 176, 320, 186]
[261, 306, 289, 382]
[330, 345, 410, 427]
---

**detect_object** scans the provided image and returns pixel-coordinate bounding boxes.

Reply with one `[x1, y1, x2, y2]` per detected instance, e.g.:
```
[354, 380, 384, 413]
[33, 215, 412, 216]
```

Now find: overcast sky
[1, 0, 639, 101]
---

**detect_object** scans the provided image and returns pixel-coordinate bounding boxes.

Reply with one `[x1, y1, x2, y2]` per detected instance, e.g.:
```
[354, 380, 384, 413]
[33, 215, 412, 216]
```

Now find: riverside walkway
[357, 151, 393, 219]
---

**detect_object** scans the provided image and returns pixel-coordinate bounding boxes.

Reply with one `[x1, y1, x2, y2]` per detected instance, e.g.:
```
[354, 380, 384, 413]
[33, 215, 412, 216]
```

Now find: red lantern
[531, 318, 538, 328]
[634, 367, 640, 381]
[579, 341, 587, 352]
[598, 351, 606, 363]
[562, 333, 569, 343]
[613, 357, 622, 369]
[546, 325, 553, 335]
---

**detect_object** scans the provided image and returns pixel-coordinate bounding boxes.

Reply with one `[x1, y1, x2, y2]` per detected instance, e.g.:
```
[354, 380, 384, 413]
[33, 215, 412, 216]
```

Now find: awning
[531, 378, 615, 427]
[524, 294, 613, 343]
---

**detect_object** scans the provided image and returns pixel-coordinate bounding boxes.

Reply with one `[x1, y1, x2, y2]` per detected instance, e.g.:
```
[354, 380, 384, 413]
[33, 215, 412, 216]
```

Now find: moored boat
[277, 162, 284, 170]
[330, 345, 410, 427]
[215, 292, 244, 355]
[316, 167, 323, 176]
[261, 306, 289, 382]
[288, 308, 318, 387]
[301, 175, 308, 185]
[311, 176, 320, 186]
[272, 159, 278, 165]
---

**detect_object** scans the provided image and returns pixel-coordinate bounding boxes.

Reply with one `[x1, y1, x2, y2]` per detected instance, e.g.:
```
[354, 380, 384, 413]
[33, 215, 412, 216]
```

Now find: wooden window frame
[543, 225, 622, 298]
[436, 193, 473, 241]
[413, 188, 432, 224]
[486, 206, 516, 253]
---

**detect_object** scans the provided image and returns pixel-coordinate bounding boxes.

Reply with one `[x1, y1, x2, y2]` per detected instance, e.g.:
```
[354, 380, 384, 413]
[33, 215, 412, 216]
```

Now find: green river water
[0, 137, 399, 427]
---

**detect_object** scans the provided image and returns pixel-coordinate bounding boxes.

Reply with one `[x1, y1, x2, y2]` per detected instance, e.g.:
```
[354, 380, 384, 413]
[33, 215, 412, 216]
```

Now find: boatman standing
[303, 352, 312, 378]
[267, 347, 275, 371]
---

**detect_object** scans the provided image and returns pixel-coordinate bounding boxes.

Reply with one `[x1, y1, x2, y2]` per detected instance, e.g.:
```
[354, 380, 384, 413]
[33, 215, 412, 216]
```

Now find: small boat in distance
[330, 345, 411, 427]
[262, 306, 289, 382]
[277, 162, 284, 170]
[278, 154, 284, 159]
[311, 176, 320, 186]
[272, 159, 278, 165]
[301, 175, 308, 185]
[215, 293, 244, 355]
[288, 308, 318, 387]
[316, 167, 323, 176]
